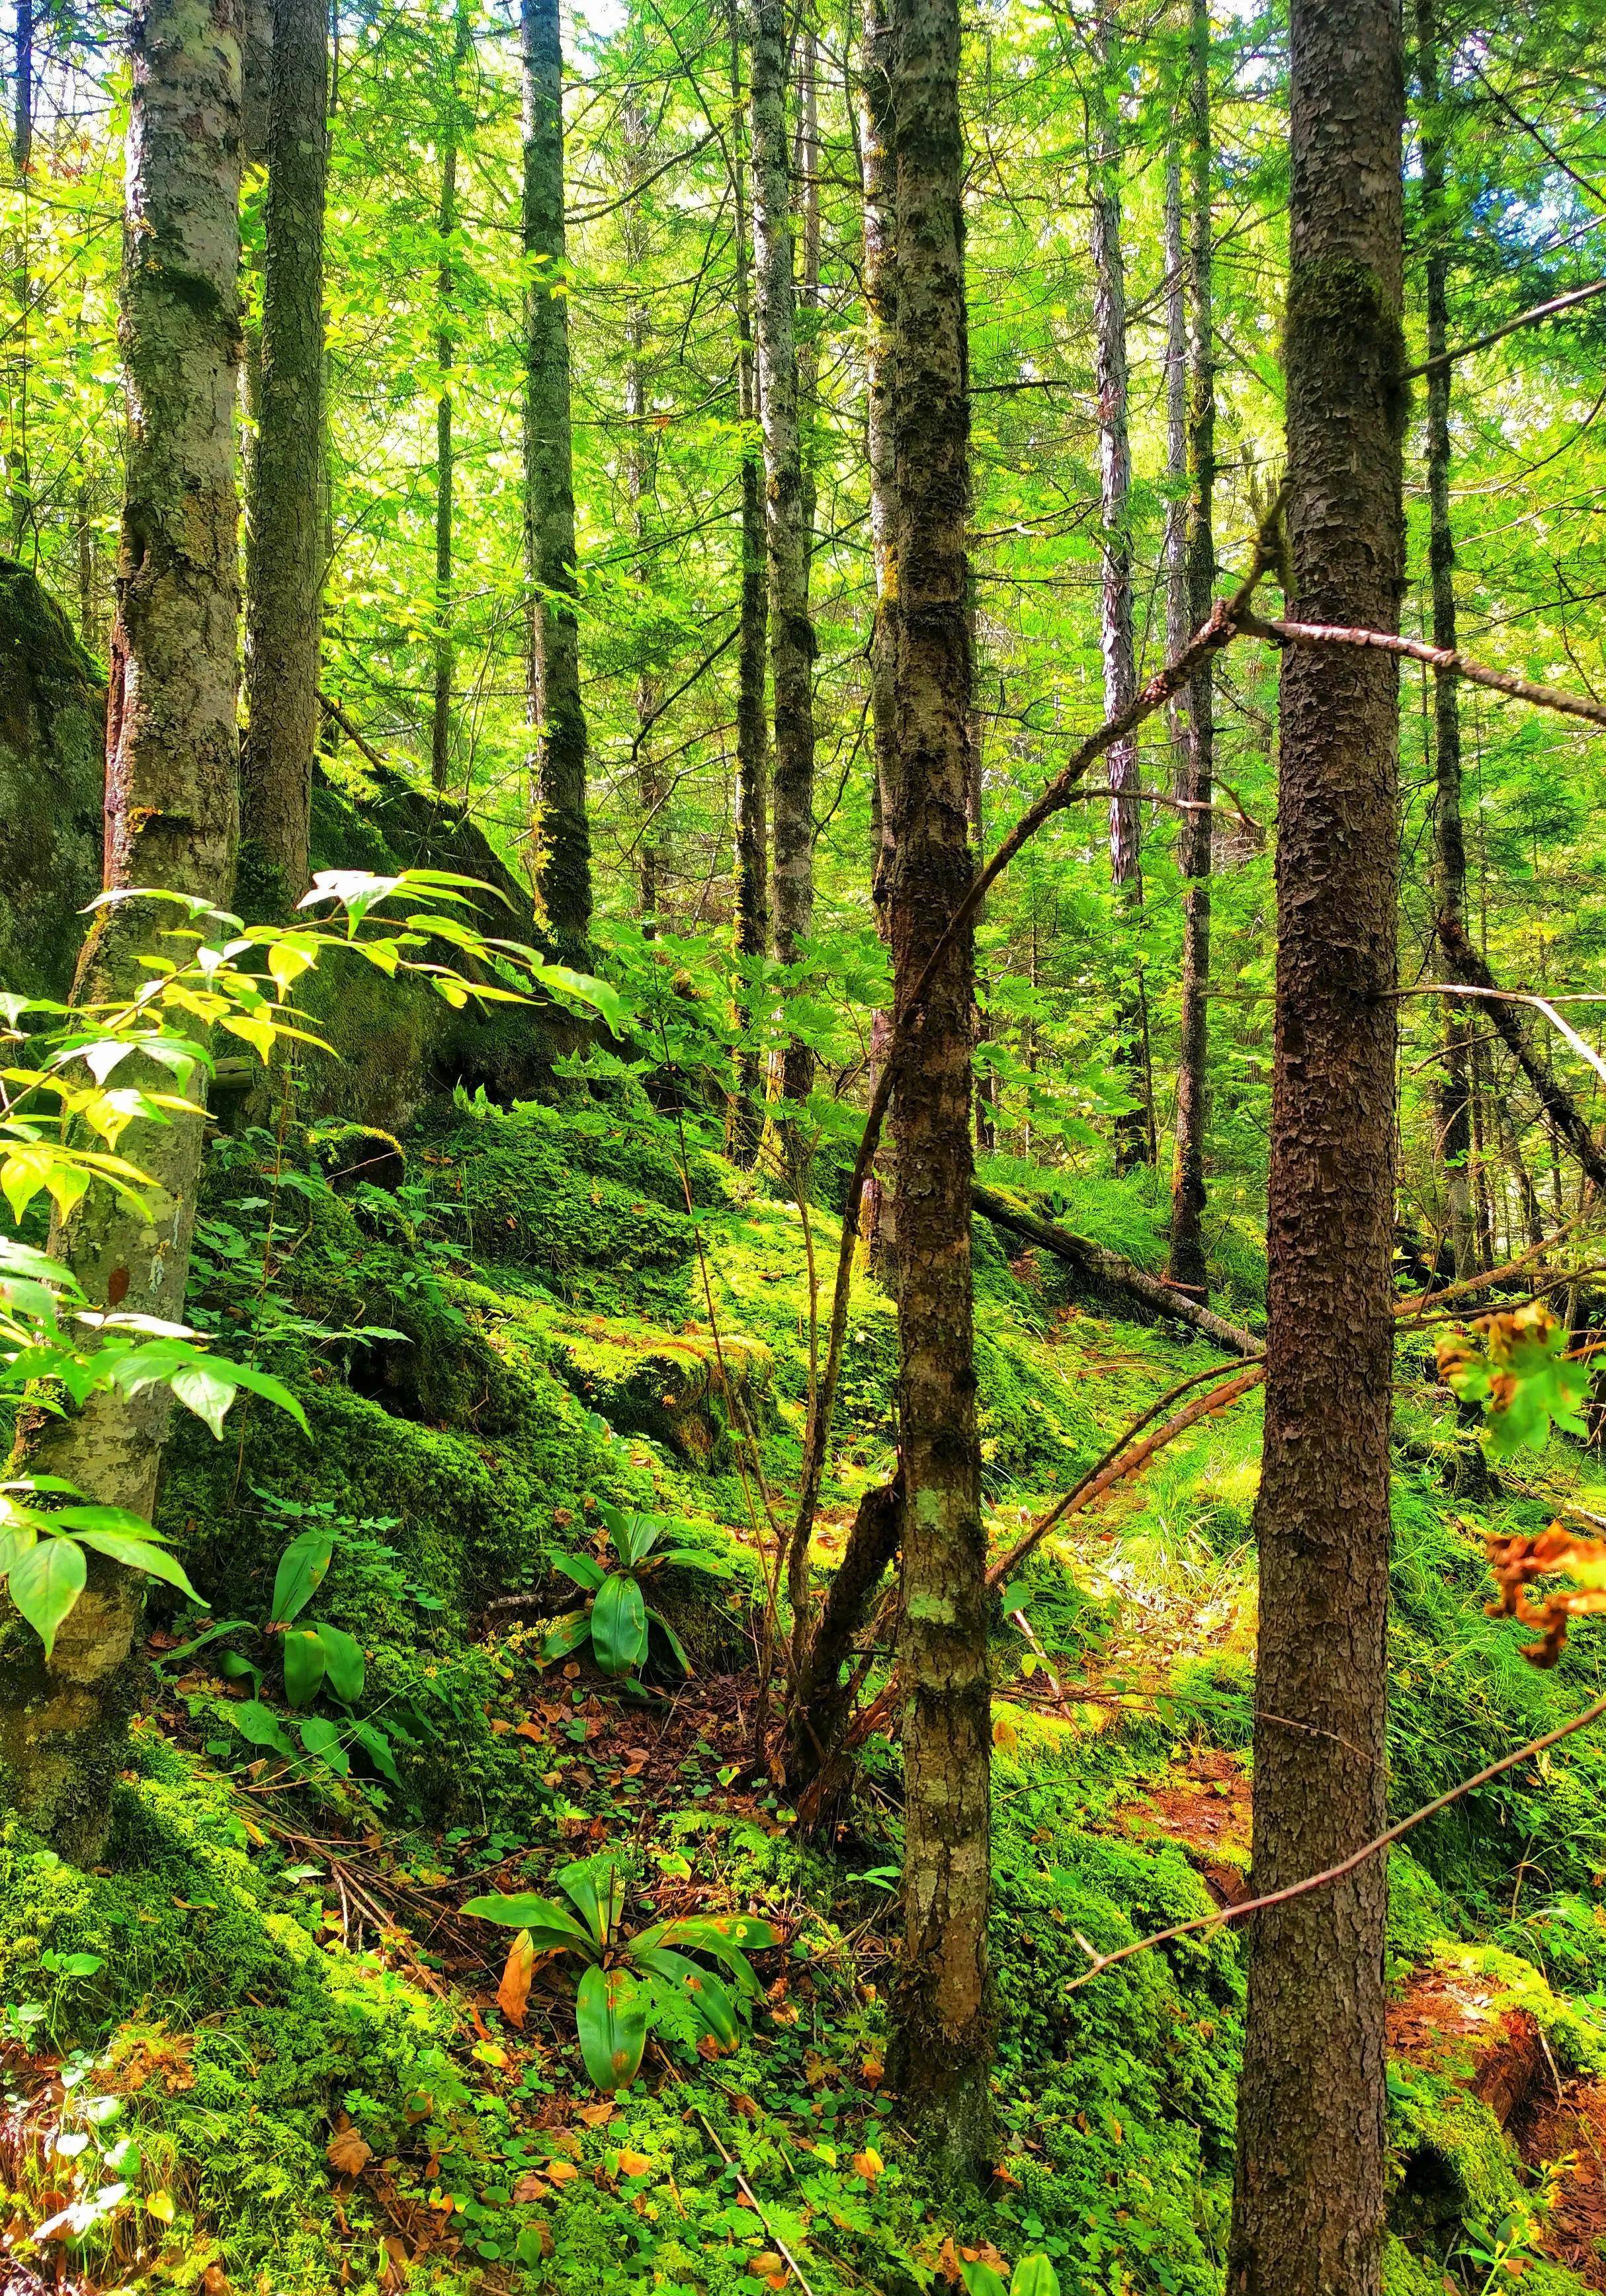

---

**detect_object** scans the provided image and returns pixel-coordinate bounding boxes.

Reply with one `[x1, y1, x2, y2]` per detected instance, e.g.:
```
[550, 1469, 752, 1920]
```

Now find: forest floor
[5, 1088, 1606, 2296]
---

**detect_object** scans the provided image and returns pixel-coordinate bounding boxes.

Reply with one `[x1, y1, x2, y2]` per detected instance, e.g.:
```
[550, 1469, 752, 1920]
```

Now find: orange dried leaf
[497, 1930, 536, 2030]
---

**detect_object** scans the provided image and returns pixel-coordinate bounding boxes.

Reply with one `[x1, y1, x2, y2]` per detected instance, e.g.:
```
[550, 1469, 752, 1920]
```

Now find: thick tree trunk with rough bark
[730, 8, 769, 1163]
[1417, 0, 1475, 1279]
[750, 0, 817, 1120]
[1226, 0, 1404, 2289]
[431, 7, 468, 794]
[1167, 0, 1216, 1299]
[522, 0, 591, 962]
[0, 0, 243, 1859]
[241, 0, 326, 902]
[1089, 25, 1151, 1172]
[882, 0, 994, 2178]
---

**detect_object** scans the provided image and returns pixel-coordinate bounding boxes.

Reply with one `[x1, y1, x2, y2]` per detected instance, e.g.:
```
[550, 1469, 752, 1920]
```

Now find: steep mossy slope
[3, 1091, 1605, 2295]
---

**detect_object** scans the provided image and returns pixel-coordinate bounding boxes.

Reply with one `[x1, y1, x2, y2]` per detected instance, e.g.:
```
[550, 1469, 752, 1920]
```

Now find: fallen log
[971, 1182, 1262, 1359]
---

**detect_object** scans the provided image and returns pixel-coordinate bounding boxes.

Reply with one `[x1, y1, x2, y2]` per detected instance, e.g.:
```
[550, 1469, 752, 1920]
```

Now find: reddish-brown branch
[1240, 611, 1606, 731]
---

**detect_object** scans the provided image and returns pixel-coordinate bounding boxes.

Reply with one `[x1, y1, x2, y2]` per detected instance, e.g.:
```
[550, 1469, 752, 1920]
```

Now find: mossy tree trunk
[522, 0, 592, 963]
[431, 5, 470, 795]
[1226, 0, 1404, 2285]
[240, 0, 326, 903]
[751, 0, 817, 1122]
[729, 1, 769, 1165]
[1166, 0, 1216, 1301]
[0, 0, 243, 1860]
[882, 0, 995, 2180]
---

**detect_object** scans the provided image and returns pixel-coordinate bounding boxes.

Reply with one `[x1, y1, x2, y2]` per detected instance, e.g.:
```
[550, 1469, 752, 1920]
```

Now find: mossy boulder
[0, 557, 106, 1001]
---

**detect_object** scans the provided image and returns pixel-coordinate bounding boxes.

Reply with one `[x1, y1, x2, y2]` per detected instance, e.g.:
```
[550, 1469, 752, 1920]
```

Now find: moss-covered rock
[0, 556, 106, 1003]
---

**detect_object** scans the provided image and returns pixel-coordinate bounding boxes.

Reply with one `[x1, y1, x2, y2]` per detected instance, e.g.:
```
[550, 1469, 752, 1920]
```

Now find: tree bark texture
[1417, 0, 1474, 1280]
[522, 0, 591, 962]
[1089, 26, 1151, 1172]
[0, 0, 243, 1858]
[1167, 0, 1216, 1300]
[241, 0, 327, 901]
[882, 0, 995, 2176]
[1226, 0, 1404, 2287]
[751, 0, 818, 1116]
[623, 101, 661, 927]
[730, 6, 769, 1166]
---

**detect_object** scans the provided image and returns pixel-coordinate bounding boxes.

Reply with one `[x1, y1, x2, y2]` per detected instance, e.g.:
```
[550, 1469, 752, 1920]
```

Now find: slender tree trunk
[8, 0, 30, 554]
[751, 0, 818, 1120]
[860, 0, 898, 1277]
[240, 0, 327, 903]
[1162, 140, 1187, 677]
[522, 0, 591, 962]
[883, 0, 993, 2176]
[1167, 0, 1215, 1299]
[0, 0, 243, 1859]
[623, 102, 661, 928]
[12, 0, 29, 171]
[431, 7, 468, 795]
[1417, 0, 1474, 1280]
[730, 3, 769, 1165]
[1226, 0, 1404, 2286]
[1089, 17, 1151, 1172]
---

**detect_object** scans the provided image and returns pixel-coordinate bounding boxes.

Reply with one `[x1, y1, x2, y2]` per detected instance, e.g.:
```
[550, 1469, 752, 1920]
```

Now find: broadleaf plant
[464, 1856, 779, 2091]
[543, 1501, 728, 1679]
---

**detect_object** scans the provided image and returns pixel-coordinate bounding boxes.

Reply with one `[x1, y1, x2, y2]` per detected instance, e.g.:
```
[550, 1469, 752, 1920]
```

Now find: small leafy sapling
[543, 1501, 728, 1678]
[464, 1856, 779, 2090]
[1436, 1301, 1589, 1456]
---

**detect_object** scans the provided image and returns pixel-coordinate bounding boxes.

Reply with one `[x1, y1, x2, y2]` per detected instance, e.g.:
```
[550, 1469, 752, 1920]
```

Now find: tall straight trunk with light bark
[1226, 0, 1404, 2286]
[241, 0, 327, 901]
[623, 102, 661, 927]
[1417, 0, 1474, 1279]
[8, 0, 31, 551]
[1167, 0, 1215, 1299]
[1089, 17, 1152, 1172]
[431, 6, 469, 794]
[883, 0, 993, 2177]
[0, 0, 243, 1858]
[750, 0, 818, 1119]
[522, 0, 591, 962]
[730, 3, 769, 1164]
[860, 0, 898, 1274]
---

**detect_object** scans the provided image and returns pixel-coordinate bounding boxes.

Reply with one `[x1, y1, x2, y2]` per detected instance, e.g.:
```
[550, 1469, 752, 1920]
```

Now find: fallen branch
[317, 689, 390, 772]
[972, 1182, 1262, 1359]
[1066, 1689, 1606, 1993]
[1435, 915, 1606, 1195]
[1240, 611, 1606, 732]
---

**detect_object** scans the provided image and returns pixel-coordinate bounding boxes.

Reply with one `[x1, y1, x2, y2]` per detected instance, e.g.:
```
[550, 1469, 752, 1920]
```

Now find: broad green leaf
[231, 1700, 296, 1758]
[350, 1718, 402, 1784]
[645, 1606, 693, 1677]
[298, 1716, 351, 1776]
[7, 1534, 87, 1656]
[558, 1860, 624, 1948]
[658, 1549, 729, 1576]
[575, 1962, 648, 2093]
[1011, 2259, 1060, 2296]
[271, 1527, 334, 1625]
[71, 1530, 198, 1600]
[460, 1892, 594, 1950]
[631, 1945, 738, 2047]
[541, 1607, 593, 1660]
[169, 1360, 239, 1438]
[314, 1621, 365, 1703]
[282, 1627, 328, 1707]
[547, 1549, 606, 1592]
[590, 1572, 647, 1676]
[960, 2265, 1009, 2296]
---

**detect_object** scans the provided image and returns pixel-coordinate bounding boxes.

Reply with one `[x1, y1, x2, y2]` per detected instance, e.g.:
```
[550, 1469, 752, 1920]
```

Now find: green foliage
[1437, 1305, 1590, 1457]
[544, 1500, 728, 1678]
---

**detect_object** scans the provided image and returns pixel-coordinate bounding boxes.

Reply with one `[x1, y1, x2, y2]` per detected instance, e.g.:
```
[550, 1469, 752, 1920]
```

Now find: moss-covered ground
[5, 1088, 1606, 2294]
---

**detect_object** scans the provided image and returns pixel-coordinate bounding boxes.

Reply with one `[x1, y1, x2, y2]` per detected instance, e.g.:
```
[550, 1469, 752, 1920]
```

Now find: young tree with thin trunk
[241, 0, 327, 901]
[1417, 0, 1476, 1280]
[1088, 15, 1152, 1172]
[1166, 0, 1215, 1300]
[431, 5, 470, 795]
[623, 99, 661, 927]
[883, 0, 994, 2178]
[729, 3, 769, 1163]
[522, 0, 591, 963]
[1226, 0, 1404, 2285]
[0, 0, 243, 1857]
[750, 0, 818, 1121]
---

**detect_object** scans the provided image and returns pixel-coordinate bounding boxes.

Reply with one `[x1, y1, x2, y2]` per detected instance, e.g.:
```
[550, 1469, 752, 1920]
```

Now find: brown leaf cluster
[1485, 1524, 1606, 1667]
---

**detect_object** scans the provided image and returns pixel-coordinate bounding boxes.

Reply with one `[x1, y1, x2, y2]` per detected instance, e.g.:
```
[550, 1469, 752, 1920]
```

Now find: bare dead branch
[1240, 611, 1606, 731]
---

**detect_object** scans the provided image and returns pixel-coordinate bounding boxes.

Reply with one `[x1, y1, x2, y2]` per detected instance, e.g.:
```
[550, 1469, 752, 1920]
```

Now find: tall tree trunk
[431, 7, 468, 795]
[8, 0, 30, 553]
[1089, 17, 1152, 1173]
[883, 0, 993, 2176]
[1167, 0, 1216, 1300]
[730, 1, 769, 1165]
[751, 0, 818, 1123]
[522, 0, 591, 962]
[1162, 141, 1187, 680]
[240, 0, 327, 903]
[0, 0, 243, 1859]
[1417, 0, 1474, 1280]
[1226, 0, 1404, 2286]
[624, 101, 661, 928]
[12, 0, 29, 170]
[860, 0, 898, 1276]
